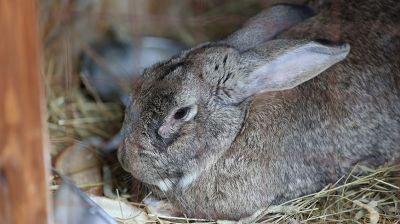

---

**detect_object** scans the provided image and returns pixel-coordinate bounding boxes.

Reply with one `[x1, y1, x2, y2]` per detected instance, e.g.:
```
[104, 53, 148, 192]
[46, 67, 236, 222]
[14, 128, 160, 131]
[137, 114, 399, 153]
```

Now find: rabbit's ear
[221, 40, 350, 103]
[225, 4, 314, 52]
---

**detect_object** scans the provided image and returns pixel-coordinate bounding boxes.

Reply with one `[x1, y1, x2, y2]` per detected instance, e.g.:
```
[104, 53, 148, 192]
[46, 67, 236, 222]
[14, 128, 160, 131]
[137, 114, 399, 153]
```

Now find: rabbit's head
[118, 43, 249, 191]
[118, 5, 350, 192]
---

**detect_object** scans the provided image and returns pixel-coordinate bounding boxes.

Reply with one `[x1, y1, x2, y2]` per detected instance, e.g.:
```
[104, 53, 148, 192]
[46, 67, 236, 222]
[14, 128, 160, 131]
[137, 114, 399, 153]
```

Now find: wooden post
[0, 1, 51, 224]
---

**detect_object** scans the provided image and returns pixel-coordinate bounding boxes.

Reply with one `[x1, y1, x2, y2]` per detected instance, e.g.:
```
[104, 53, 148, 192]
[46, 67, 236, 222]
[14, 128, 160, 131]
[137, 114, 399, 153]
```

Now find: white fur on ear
[240, 41, 350, 96]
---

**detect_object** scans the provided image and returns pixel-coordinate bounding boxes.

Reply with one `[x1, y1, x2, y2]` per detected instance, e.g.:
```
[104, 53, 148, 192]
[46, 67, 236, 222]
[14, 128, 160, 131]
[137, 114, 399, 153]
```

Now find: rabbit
[118, 0, 400, 220]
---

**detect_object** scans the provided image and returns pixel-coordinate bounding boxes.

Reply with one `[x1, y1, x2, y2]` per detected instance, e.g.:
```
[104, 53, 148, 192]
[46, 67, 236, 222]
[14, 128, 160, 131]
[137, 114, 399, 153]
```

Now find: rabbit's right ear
[215, 39, 350, 104]
[225, 4, 314, 52]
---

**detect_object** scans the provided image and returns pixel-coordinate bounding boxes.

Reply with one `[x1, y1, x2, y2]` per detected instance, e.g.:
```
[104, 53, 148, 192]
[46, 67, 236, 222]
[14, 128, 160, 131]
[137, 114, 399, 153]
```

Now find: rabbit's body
[119, 0, 400, 220]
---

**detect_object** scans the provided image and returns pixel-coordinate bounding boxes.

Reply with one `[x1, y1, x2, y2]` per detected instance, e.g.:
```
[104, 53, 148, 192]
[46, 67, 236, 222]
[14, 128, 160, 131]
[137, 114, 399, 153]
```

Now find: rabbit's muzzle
[118, 137, 181, 190]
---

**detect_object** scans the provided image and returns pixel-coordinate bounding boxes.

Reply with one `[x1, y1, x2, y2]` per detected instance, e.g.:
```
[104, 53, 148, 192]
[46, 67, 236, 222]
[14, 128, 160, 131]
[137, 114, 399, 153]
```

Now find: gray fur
[118, 0, 400, 220]
[225, 4, 314, 51]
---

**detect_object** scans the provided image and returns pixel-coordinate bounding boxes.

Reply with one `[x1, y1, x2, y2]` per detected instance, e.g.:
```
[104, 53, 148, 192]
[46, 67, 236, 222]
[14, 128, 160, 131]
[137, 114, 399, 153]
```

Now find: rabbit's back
[274, 0, 400, 161]
[195, 0, 400, 217]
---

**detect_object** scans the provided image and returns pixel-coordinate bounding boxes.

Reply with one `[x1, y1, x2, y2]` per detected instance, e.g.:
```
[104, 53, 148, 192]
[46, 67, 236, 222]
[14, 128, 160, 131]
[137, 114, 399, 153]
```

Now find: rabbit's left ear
[219, 39, 350, 104]
[225, 4, 314, 51]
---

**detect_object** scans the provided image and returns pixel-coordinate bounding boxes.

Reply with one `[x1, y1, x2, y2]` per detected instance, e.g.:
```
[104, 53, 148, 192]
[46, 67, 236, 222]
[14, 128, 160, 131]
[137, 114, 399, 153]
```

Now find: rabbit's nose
[152, 127, 177, 148]
[158, 124, 172, 139]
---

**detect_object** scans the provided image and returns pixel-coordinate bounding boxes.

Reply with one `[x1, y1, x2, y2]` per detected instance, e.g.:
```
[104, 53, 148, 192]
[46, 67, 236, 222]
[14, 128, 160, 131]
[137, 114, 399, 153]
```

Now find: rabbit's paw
[144, 196, 183, 218]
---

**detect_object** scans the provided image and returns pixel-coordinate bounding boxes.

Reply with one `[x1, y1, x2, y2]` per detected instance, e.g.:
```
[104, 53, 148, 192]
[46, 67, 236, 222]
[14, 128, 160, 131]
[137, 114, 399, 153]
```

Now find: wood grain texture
[0, 1, 51, 223]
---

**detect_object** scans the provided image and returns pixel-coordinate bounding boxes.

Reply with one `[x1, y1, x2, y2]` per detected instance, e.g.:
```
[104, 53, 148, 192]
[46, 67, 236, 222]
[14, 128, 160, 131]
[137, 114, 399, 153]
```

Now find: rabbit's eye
[174, 107, 190, 120]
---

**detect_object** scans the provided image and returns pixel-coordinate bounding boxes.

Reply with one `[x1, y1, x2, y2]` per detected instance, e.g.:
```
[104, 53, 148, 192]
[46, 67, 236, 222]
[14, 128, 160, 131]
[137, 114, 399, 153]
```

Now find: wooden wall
[0, 1, 51, 223]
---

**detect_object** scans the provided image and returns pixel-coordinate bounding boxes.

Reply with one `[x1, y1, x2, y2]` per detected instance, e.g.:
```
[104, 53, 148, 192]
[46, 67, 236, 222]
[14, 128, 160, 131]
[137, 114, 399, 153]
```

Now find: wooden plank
[0, 1, 51, 224]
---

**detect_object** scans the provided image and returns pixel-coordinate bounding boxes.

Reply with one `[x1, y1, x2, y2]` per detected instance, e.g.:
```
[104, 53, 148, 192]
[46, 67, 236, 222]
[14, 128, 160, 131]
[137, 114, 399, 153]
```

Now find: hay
[243, 165, 400, 223]
[41, 0, 399, 223]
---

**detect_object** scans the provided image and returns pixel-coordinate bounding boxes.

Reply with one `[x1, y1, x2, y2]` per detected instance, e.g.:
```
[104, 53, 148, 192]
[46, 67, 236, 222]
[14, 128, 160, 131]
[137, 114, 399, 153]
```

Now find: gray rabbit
[118, 0, 400, 220]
